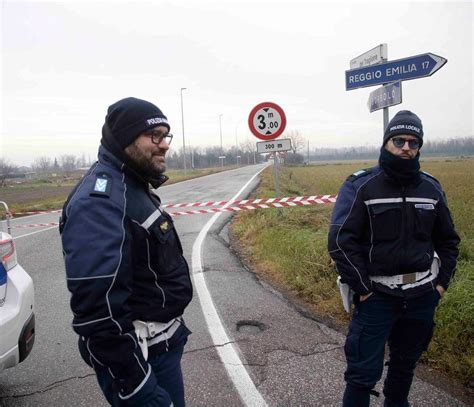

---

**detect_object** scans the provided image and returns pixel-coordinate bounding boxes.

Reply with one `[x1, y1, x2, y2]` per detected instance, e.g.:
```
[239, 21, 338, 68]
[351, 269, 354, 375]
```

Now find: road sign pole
[382, 48, 389, 134]
[273, 154, 281, 198]
[247, 101, 286, 202]
[383, 107, 389, 133]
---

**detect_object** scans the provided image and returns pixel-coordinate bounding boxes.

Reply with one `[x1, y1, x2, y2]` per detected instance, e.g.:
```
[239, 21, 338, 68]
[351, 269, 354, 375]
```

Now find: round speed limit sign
[248, 102, 287, 140]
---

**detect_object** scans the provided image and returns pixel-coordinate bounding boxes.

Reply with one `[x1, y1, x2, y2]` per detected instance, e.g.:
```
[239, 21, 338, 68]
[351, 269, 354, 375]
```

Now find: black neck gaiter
[379, 147, 421, 185]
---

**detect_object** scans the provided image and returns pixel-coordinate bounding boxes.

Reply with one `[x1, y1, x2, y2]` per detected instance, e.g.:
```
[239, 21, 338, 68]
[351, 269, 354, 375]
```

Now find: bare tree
[240, 139, 255, 164]
[78, 153, 87, 168]
[287, 130, 306, 154]
[32, 156, 52, 172]
[60, 154, 77, 172]
[0, 159, 17, 187]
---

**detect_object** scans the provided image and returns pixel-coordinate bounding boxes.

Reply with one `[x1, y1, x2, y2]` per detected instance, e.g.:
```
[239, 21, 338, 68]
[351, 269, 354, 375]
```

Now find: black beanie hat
[102, 97, 170, 149]
[383, 110, 423, 147]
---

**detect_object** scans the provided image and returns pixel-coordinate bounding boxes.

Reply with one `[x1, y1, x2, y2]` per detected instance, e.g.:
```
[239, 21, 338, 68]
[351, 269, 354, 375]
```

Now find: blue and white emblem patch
[94, 178, 108, 192]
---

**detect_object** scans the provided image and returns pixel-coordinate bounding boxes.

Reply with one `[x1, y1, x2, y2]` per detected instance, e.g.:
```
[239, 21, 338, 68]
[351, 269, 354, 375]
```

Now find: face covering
[379, 147, 420, 185]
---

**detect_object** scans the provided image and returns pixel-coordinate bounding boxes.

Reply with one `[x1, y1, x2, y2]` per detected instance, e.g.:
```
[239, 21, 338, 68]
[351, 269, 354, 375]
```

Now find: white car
[0, 201, 35, 371]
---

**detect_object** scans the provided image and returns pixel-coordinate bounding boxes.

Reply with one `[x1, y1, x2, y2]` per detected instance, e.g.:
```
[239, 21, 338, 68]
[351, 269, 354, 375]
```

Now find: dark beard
[125, 143, 166, 179]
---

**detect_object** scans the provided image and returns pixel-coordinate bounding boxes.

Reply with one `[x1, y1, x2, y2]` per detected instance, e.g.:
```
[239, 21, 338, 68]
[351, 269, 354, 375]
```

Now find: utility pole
[180, 87, 187, 175]
[219, 114, 223, 167]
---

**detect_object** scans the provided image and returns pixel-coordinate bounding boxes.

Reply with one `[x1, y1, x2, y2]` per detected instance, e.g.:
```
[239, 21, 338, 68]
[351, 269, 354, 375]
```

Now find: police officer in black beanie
[328, 110, 460, 406]
[60, 97, 193, 406]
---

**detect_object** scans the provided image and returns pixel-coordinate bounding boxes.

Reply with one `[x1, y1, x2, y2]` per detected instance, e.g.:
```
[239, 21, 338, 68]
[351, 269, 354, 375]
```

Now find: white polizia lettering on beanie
[146, 117, 169, 126]
[389, 124, 421, 134]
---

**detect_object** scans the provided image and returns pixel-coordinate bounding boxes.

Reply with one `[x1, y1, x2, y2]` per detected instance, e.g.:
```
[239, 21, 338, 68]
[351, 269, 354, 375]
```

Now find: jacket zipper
[401, 186, 407, 270]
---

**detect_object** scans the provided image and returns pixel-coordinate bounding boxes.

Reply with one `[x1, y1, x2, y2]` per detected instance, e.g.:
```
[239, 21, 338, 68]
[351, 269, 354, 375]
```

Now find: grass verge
[230, 158, 474, 386]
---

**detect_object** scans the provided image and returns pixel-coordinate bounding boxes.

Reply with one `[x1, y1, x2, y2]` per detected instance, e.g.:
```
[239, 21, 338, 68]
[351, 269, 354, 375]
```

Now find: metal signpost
[248, 102, 287, 198]
[368, 81, 402, 113]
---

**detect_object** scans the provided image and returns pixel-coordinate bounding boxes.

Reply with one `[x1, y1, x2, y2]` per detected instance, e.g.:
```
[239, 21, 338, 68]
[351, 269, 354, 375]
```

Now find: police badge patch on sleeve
[94, 178, 107, 192]
[90, 174, 112, 197]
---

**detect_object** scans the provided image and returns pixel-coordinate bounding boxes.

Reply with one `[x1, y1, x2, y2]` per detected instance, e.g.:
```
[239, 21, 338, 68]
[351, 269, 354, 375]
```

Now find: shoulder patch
[90, 173, 112, 197]
[346, 168, 372, 182]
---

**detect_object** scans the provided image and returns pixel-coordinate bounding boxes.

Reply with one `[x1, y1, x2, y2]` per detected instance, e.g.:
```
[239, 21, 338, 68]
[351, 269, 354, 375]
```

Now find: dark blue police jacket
[60, 146, 192, 400]
[328, 165, 460, 298]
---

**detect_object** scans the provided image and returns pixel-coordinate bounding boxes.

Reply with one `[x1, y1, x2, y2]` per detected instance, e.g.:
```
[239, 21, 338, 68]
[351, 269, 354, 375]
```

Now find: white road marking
[191, 166, 268, 407]
[14, 225, 58, 240]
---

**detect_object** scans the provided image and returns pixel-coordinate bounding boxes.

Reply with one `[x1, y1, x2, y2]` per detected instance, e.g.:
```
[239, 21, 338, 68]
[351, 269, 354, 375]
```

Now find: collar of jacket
[377, 164, 423, 187]
[98, 145, 169, 189]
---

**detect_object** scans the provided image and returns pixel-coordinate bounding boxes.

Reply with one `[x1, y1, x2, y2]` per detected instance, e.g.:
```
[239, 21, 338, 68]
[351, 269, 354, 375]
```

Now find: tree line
[1, 136, 472, 178]
[310, 137, 474, 161]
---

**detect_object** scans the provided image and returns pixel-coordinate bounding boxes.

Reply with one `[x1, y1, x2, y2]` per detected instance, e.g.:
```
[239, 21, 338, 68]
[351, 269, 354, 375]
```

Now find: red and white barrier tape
[161, 194, 336, 208]
[11, 195, 337, 216]
[169, 199, 335, 217]
[13, 222, 60, 229]
[11, 209, 62, 216]
[11, 195, 337, 229]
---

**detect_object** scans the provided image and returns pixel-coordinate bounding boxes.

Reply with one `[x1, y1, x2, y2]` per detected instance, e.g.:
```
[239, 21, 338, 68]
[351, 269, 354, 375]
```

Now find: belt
[133, 317, 181, 339]
[370, 269, 432, 286]
[133, 316, 183, 360]
[369, 255, 440, 290]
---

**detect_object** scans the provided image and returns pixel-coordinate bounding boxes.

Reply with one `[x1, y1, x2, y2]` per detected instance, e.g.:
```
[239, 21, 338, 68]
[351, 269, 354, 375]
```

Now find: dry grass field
[231, 157, 474, 386]
[0, 166, 237, 216]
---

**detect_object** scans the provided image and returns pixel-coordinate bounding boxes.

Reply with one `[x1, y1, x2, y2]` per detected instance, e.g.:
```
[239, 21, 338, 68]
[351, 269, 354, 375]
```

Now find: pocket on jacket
[369, 204, 401, 241]
[150, 214, 175, 244]
[414, 207, 436, 241]
[148, 214, 184, 273]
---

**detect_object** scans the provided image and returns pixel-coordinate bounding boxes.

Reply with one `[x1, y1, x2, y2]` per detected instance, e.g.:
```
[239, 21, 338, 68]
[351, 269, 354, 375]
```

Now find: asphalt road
[0, 164, 468, 406]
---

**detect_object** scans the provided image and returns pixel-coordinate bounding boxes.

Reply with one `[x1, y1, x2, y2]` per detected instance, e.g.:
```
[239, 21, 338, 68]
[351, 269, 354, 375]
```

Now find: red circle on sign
[248, 102, 287, 140]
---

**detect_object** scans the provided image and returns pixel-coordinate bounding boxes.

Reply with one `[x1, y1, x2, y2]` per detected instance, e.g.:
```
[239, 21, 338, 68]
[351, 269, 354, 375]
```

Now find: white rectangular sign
[350, 44, 387, 69]
[256, 138, 292, 154]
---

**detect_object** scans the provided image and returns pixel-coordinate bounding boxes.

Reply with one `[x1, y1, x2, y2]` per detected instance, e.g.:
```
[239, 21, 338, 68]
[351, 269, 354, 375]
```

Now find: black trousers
[343, 289, 441, 407]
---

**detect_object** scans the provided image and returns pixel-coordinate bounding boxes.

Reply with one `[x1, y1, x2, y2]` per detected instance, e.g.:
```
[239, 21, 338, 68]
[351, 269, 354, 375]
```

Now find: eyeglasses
[143, 130, 173, 145]
[391, 137, 420, 150]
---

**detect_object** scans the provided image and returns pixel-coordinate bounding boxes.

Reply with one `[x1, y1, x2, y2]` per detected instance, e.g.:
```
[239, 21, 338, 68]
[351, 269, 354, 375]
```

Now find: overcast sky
[1, 0, 472, 166]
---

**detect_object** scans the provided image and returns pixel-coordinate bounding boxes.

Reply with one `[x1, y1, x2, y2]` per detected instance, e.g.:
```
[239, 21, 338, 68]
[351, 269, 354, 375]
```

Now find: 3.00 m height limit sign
[248, 102, 287, 140]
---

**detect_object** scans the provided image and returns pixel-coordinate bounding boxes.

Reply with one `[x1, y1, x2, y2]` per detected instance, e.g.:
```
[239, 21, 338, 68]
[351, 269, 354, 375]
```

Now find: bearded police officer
[60, 97, 192, 406]
[328, 110, 460, 407]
